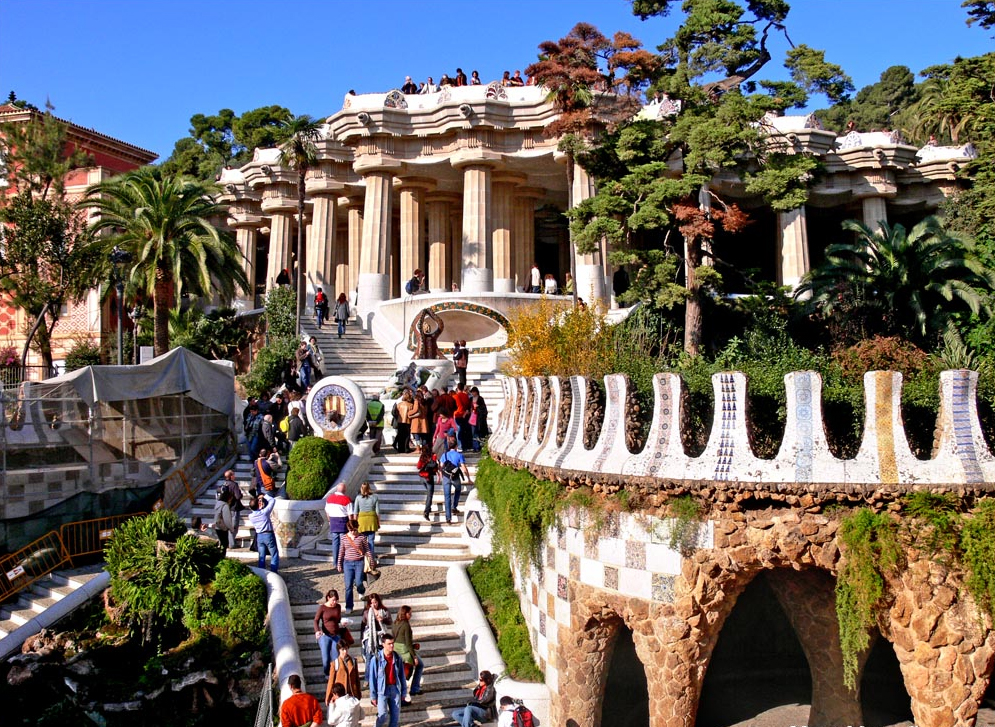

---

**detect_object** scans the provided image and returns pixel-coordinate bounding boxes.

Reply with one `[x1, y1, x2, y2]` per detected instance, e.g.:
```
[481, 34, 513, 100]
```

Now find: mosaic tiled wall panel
[491, 370, 995, 486]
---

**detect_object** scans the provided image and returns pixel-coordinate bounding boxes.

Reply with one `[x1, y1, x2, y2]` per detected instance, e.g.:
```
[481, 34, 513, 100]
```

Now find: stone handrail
[488, 370, 994, 494]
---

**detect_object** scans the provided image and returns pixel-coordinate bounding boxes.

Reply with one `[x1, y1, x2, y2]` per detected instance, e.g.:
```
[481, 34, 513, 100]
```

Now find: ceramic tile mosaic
[625, 540, 646, 569]
[557, 574, 567, 600]
[539, 611, 546, 636]
[569, 554, 580, 580]
[547, 545, 555, 568]
[604, 565, 619, 590]
[584, 534, 599, 559]
[652, 573, 676, 603]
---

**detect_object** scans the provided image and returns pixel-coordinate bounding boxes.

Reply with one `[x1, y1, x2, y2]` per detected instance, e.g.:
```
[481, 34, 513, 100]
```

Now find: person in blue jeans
[440, 438, 472, 524]
[451, 670, 496, 727]
[367, 635, 407, 727]
[248, 493, 279, 572]
[336, 520, 371, 612]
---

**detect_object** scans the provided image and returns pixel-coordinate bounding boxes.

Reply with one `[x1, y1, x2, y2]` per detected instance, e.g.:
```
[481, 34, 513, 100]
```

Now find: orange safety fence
[159, 431, 237, 513]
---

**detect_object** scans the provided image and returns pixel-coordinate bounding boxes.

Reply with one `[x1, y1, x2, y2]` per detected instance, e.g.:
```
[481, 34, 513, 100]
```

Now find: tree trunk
[153, 267, 171, 357]
[566, 151, 579, 306]
[684, 236, 703, 357]
[296, 169, 306, 338]
[20, 303, 53, 376]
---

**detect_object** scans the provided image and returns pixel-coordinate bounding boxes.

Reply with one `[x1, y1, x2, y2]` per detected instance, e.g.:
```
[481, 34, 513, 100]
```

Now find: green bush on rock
[286, 436, 350, 500]
[182, 558, 267, 649]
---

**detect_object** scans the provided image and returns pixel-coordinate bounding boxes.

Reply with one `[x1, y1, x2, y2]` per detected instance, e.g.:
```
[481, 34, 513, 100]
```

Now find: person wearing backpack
[497, 696, 538, 727]
[440, 437, 471, 524]
[452, 340, 469, 388]
[314, 287, 329, 328]
[404, 268, 424, 296]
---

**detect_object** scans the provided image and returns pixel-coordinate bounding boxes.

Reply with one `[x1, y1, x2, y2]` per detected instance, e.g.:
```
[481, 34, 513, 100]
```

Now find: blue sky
[0, 0, 990, 160]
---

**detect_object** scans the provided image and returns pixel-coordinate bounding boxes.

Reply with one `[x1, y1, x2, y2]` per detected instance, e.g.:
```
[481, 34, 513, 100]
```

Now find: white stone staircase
[297, 594, 477, 725]
[302, 321, 398, 399]
[0, 566, 105, 638]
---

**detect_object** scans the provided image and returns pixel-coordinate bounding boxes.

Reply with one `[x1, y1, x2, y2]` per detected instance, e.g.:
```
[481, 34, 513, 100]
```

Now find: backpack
[279, 417, 289, 434]
[405, 277, 416, 295]
[513, 705, 536, 727]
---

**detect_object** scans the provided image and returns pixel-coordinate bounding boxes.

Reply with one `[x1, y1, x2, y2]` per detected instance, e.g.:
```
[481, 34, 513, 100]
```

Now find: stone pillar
[265, 211, 293, 290]
[307, 193, 337, 308]
[345, 196, 364, 298]
[776, 206, 810, 291]
[458, 163, 494, 293]
[491, 173, 526, 293]
[397, 178, 434, 289]
[426, 192, 459, 293]
[357, 168, 396, 323]
[862, 196, 888, 233]
[514, 188, 543, 293]
[234, 226, 258, 308]
[766, 569, 864, 727]
[451, 209, 463, 292]
[570, 160, 608, 306]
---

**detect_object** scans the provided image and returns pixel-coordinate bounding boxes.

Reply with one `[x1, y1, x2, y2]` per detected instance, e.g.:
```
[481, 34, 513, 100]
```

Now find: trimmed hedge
[285, 436, 350, 500]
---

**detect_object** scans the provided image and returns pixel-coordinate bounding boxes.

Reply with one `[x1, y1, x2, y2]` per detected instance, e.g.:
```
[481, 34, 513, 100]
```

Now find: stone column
[491, 173, 526, 293]
[356, 166, 398, 323]
[306, 193, 337, 310]
[450, 211, 463, 292]
[458, 162, 495, 293]
[776, 206, 810, 291]
[265, 211, 294, 290]
[345, 196, 364, 298]
[426, 192, 459, 293]
[234, 226, 258, 309]
[514, 188, 543, 293]
[570, 160, 608, 306]
[397, 178, 434, 288]
[862, 196, 888, 233]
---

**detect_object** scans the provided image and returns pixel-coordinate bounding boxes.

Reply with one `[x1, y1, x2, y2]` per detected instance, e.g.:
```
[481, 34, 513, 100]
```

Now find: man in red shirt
[280, 673, 323, 727]
[452, 383, 472, 453]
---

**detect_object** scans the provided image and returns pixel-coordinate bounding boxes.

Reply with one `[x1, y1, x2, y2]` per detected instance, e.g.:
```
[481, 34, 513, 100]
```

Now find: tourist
[314, 287, 328, 328]
[439, 74, 454, 87]
[245, 403, 263, 458]
[367, 634, 407, 727]
[253, 448, 277, 495]
[432, 410, 456, 458]
[451, 670, 496, 727]
[405, 268, 424, 295]
[496, 696, 518, 727]
[366, 393, 385, 453]
[469, 385, 488, 451]
[508, 70, 525, 87]
[453, 382, 473, 452]
[440, 437, 471, 524]
[337, 520, 372, 613]
[544, 273, 557, 295]
[529, 262, 541, 293]
[326, 640, 362, 701]
[416, 443, 439, 521]
[261, 412, 278, 454]
[212, 489, 237, 556]
[401, 76, 418, 94]
[408, 390, 428, 448]
[326, 683, 362, 727]
[470, 70, 481, 85]
[500, 70, 512, 86]
[296, 341, 314, 389]
[420, 76, 438, 94]
[279, 674, 323, 727]
[218, 469, 243, 512]
[276, 267, 291, 286]
[452, 339, 469, 389]
[563, 271, 574, 296]
[314, 589, 342, 679]
[308, 336, 324, 378]
[393, 389, 414, 454]
[287, 405, 306, 449]
[249, 493, 279, 572]
[392, 605, 424, 700]
[455, 68, 468, 86]
[333, 292, 350, 339]
[361, 593, 393, 671]
[325, 483, 354, 569]
[354, 481, 381, 559]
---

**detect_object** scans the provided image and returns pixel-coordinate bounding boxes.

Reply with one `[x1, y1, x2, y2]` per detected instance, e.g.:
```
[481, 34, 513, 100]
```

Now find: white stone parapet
[489, 369, 995, 488]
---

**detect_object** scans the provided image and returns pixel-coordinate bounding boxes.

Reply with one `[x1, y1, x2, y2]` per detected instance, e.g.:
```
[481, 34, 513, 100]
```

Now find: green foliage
[264, 285, 297, 340]
[169, 307, 251, 361]
[817, 65, 919, 133]
[962, 498, 995, 615]
[104, 510, 223, 652]
[903, 492, 961, 554]
[474, 457, 563, 571]
[238, 335, 298, 399]
[182, 558, 267, 649]
[666, 495, 703, 554]
[64, 339, 102, 371]
[835, 509, 902, 690]
[285, 436, 349, 500]
[467, 554, 544, 682]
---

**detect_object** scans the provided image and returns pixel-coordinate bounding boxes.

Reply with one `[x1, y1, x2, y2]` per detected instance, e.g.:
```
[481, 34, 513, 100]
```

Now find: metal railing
[0, 512, 140, 602]
[159, 430, 237, 512]
[253, 663, 274, 727]
[0, 364, 57, 391]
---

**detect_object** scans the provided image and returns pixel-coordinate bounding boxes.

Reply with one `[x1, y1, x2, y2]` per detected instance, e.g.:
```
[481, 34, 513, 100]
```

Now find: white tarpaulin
[35, 347, 234, 417]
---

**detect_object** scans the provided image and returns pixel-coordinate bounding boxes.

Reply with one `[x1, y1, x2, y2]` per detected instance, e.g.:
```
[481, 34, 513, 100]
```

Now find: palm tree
[83, 167, 248, 356]
[796, 216, 995, 346]
[278, 115, 322, 337]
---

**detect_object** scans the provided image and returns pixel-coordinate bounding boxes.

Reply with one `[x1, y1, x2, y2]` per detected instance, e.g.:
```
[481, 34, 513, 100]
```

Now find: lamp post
[109, 246, 132, 366]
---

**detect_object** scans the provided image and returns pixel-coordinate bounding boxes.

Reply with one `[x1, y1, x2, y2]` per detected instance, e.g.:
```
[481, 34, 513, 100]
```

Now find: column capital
[450, 149, 501, 170]
[353, 155, 403, 175]
[492, 171, 528, 187]
[260, 196, 300, 214]
[305, 178, 345, 196]
[393, 175, 437, 192]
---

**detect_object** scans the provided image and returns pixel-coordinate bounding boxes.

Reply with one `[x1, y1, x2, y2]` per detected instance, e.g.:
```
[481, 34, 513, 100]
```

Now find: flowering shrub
[0, 346, 18, 369]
